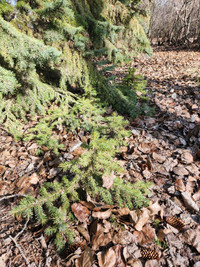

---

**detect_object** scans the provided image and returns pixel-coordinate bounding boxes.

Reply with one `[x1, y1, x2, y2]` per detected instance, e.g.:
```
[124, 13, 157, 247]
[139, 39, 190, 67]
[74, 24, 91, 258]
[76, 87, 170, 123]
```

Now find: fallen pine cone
[60, 241, 85, 258]
[165, 216, 185, 231]
[140, 247, 159, 260]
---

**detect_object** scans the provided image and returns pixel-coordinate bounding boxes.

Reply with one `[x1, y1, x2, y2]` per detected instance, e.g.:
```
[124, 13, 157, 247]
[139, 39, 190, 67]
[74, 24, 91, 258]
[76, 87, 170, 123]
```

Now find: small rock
[171, 93, 177, 99]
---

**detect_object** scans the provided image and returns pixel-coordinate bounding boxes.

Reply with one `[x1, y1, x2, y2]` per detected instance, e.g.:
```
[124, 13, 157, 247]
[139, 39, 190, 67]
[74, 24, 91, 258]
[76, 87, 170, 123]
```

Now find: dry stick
[9, 217, 30, 266]
[0, 194, 25, 202]
[9, 235, 31, 267]
[15, 218, 29, 240]
[1, 193, 30, 266]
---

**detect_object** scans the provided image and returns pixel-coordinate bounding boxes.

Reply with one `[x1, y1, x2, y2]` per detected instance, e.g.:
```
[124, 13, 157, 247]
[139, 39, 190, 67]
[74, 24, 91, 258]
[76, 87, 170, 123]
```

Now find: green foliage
[153, 219, 161, 229]
[13, 110, 151, 248]
[0, 0, 13, 17]
[0, 66, 19, 95]
[24, 121, 64, 155]
[154, 238, 168, 250]
[0, 0, 151, 137]
[16, 1, 30, 13]
[24, 97, 128, 152]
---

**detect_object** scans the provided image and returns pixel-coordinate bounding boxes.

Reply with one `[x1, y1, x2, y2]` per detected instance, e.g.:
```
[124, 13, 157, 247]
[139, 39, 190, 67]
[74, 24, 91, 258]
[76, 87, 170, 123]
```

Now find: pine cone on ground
[165, 216, 185, 231]
[140, 247, 159, 260]
[61, 241, 85, 258]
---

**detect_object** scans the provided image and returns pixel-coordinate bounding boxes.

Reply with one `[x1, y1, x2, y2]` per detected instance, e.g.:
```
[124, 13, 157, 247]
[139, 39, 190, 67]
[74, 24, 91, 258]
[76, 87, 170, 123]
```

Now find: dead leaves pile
[62, 196, 199, 267]
[66, 201, 163, 266]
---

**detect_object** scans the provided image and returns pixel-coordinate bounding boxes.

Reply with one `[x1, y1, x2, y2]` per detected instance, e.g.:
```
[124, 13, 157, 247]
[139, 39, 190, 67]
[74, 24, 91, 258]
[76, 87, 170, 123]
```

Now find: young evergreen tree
[1, 0, 153, 248]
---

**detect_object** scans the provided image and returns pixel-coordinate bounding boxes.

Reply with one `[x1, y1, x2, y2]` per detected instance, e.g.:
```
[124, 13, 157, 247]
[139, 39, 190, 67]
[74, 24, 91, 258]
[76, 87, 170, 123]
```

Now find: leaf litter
[0, 49, 200, 266]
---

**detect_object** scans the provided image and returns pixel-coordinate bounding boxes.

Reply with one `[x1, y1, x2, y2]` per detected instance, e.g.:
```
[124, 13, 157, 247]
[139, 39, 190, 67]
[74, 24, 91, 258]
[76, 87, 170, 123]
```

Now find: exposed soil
[0, 49, 200, 267]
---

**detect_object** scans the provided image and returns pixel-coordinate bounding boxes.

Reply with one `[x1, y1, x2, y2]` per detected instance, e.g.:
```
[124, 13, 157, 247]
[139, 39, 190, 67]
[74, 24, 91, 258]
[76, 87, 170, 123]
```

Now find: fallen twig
[15, 218, 29, 240]
[9, 235, 31, 267]
[0, 194, 25, 202]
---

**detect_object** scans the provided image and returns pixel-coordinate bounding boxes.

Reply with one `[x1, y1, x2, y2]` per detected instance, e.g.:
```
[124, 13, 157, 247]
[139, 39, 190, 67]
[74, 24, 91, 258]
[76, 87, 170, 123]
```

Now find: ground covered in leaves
[0, 48, 200, 267]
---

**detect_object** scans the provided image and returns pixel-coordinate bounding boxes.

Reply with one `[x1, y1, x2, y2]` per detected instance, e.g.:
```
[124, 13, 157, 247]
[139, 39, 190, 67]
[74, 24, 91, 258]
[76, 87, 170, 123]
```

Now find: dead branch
[0, 194, 25, 202]
[9, 235, 31, 267]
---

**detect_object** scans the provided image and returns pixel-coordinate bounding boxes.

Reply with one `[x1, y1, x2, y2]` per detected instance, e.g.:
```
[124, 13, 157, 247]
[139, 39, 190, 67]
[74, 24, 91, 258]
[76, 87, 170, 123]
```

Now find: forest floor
[0, 49, 200, 267]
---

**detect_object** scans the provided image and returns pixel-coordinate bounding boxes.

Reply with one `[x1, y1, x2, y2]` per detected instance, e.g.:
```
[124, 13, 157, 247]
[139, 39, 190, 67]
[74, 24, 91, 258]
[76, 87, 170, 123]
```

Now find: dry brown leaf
[120, 146, 128, 153]
[113, 229, 137, 245]
[97, 245, 125, 267]
[0, 253, 8, 267]
[79, 201, 96, 210]
[102, 170, 115, 189]
[175, 179, 185, 192]
[173, 166, 189, 176]
[145, 260, 160, 267]
[181, 191, 199, 212]
[184, 226, 200, 252]
[92, 209, 111, 220]
[93, 204, 117, 212]
[0, 166, 6, 177]
[186, 164, 199, 176]
[181, 151, 193, 164]
[134, 225, 156, 245]
[77, 225, 90, 242]
[135, 208, 150, 231]
[143, 169, 152, 179]
[92, 229, 113, 250]
[147, 157, 153, 171]
[114, 207, 130, 216]
[75, 247, 94, 267]
[163, 158, 178, 172]
[152, 152, 166, 163]
[0, 181, 11, 195]
[15, 173, 39, 192]
[192, 189, 200, 202]
[43, 151, 51, 162]
[123, 244, 141, 262]
[102, 220, 112, 233]
[69, 141, 82, 152]
[185, 176, 196, 195]
[28, 173, 40, 184]
[148, 201, 162, 217]
[138, 143, 156, 154]
[72, 146, 86, 157]
[157, 229, 166, 242]
[88, 219, 99, 237]
[27, 143, 40, 156]
[71, 203, 90, 223]
[129, 210, 138, 225]
[129, 260, 143, 267]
